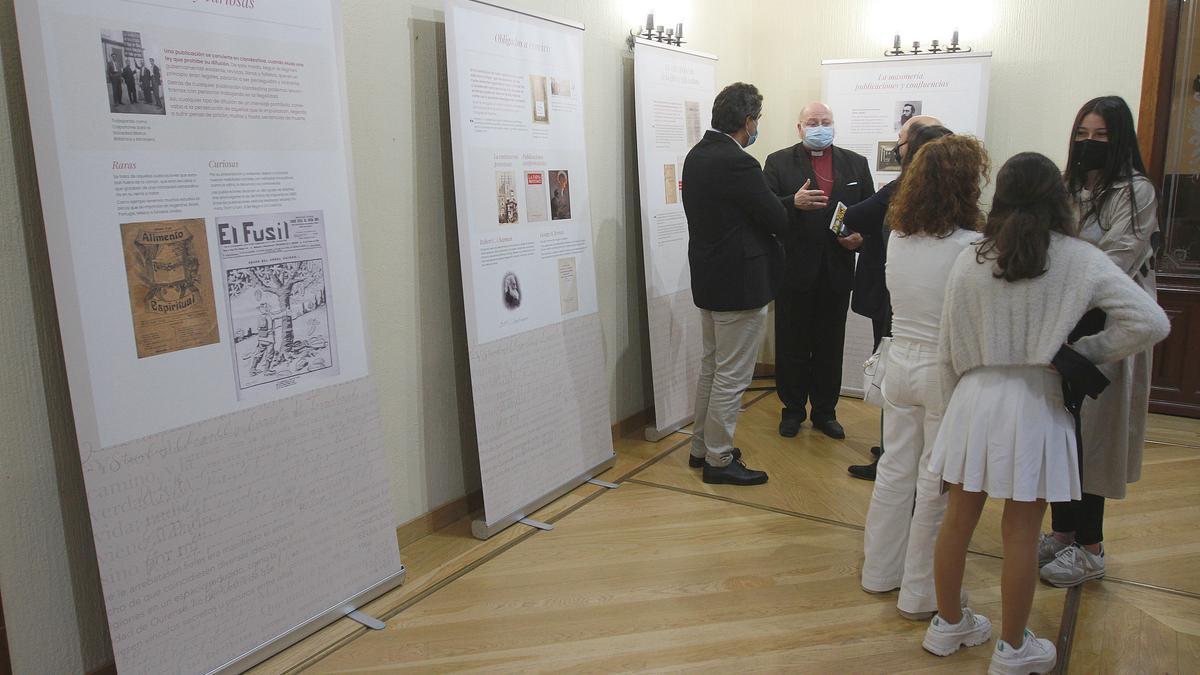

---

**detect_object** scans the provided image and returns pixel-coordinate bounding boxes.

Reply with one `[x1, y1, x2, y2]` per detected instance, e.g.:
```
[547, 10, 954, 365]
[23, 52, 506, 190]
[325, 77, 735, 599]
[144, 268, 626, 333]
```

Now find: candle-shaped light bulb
[676, 22, 683, 39]
[666, 28, 674, 36]
[645, 13, 654, 32]
[893, 34, 901, 49]
[952, 29, 959, 45]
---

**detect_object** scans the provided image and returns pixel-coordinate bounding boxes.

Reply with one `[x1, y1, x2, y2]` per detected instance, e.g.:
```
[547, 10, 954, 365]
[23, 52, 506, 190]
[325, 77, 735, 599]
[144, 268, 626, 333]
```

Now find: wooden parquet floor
[259, 388, 1200, 674]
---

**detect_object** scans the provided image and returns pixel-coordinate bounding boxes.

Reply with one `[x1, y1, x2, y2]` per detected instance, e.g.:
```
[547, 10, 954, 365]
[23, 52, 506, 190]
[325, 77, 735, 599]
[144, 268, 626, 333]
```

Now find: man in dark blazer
[764, 102, 874, 440]
[683, 82, 788, 486]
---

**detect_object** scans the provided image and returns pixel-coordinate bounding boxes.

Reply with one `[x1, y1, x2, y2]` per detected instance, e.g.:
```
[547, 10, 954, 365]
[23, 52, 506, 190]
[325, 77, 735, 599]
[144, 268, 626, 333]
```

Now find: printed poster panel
[446, 0, 614, 533]
[632, 39, 715, 435]
[821, 54, 991, 396]
[217, 210, 338, 399]
[14, 0, 402, 672]
[120, 217, 219, 357]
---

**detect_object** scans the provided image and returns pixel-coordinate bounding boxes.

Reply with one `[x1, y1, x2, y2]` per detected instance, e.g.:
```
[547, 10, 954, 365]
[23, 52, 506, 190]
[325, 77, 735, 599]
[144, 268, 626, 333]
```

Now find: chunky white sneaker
[988, 629, 1056, 674]
[1037, 533, 1070, 567]
[1040, 544, 1105, 587]
[922, 607, 992, 656]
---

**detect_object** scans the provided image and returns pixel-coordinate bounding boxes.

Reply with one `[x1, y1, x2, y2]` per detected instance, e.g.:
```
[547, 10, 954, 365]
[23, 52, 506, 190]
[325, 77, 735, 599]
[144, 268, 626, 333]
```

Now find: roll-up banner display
[12, 0, 404, 671]
[632, 38, 716, 441]
[821, 53, 992, 396]
[444, 0, 615, 539]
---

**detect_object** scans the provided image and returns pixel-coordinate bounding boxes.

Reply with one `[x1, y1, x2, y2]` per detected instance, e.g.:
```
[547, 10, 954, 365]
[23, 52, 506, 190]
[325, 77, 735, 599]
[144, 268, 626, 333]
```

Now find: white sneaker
[988, 629, 1056, 674]
[1037, 533, 1069, 567]
[1040, 544, 1105, 587]
[922, 607, 992, 656]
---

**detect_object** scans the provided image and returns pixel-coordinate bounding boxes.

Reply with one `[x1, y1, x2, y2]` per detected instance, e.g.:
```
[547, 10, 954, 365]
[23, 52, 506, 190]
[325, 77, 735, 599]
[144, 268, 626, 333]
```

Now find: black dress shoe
[689, 447, 742, 468]
[813, 418, 846, 439]
[778, 410, 805, 437]
[702, 458, 768, 485]
[870, 445, 883, 459]
[848, 458, 878, 481]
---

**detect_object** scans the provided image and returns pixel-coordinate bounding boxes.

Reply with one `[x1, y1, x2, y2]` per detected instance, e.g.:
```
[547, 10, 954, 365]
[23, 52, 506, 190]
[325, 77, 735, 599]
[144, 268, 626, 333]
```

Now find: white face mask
[803, 124, 834, 150]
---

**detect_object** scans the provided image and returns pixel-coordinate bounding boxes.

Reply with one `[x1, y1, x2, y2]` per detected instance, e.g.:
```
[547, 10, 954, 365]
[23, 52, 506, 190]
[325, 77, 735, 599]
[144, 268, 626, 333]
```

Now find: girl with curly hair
[861, 131, 987, 621]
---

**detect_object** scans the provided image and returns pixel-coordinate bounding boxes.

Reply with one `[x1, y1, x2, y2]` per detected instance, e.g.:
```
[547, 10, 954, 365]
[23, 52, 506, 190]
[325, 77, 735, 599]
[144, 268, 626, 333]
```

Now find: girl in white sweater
[920, 152, 1170, 675]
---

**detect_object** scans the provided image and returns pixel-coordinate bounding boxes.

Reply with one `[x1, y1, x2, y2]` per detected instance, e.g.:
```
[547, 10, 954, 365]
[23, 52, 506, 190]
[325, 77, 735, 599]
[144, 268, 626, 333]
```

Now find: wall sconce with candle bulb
[631, 11, 685, 47]
[885, 29, 971, 57]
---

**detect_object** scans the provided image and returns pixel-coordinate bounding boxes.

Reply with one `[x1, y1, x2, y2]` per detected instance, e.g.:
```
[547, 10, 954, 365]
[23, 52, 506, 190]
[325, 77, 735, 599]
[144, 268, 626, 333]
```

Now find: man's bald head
[797, 102, 834, 148]
[798, 102, 833, 125]
[900, 114, 941, 138]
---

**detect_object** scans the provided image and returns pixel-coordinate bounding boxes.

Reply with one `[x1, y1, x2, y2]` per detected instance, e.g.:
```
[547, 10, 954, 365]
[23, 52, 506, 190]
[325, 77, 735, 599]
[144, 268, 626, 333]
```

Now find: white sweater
[938, 232, 1171, 404]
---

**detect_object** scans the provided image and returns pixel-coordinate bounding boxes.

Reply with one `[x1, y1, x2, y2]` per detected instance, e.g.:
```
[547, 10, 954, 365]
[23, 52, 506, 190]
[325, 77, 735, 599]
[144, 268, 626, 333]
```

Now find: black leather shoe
[778, 410, 805, 437]
[870, 445, 883, 459]
[689, 447, 742, 468]
[813, 418, 846, 439]
[702, 458, 768, 485]
[848, 458, 878, 481]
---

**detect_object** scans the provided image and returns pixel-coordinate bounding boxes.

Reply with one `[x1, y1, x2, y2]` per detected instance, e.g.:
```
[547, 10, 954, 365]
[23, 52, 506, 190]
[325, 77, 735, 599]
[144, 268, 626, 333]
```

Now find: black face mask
[1073, 139, 1109, 172]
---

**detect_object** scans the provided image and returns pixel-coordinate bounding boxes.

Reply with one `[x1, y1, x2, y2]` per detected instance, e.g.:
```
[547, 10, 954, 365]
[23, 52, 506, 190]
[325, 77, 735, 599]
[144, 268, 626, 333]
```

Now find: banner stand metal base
[471, 455, 616, 540]
[518, 517, 555, 530]
[212, 564, 406, 674]
[346, 610, 386, 630]
[586, 478, 619, 489]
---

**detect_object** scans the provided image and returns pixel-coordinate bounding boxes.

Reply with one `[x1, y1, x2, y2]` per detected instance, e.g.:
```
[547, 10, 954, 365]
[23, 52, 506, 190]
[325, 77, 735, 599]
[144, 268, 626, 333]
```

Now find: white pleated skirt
[928, 366, 1080, 502]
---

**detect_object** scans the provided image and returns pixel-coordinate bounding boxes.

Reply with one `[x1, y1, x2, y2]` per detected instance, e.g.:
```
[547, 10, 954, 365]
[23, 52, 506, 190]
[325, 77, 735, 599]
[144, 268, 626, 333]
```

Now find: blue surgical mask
[746, 128, 758, 147]
[804, 124, 834, 150]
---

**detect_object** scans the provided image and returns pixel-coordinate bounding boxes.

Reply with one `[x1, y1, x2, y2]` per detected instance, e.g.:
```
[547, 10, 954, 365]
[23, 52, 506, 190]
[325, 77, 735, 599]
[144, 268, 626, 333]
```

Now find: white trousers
[861, 339, 947, 613]
[691, 305, 768, 467]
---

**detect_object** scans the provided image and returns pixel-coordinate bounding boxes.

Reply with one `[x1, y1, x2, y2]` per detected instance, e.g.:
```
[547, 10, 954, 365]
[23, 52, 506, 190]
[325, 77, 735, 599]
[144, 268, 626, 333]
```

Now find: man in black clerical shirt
[764, 102, 874, 440]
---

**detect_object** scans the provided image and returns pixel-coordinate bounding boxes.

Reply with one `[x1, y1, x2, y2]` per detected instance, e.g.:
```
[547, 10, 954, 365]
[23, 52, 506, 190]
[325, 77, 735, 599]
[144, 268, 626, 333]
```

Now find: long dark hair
[1064, 96, 1148, 231]
[977, 152, 1076, 281]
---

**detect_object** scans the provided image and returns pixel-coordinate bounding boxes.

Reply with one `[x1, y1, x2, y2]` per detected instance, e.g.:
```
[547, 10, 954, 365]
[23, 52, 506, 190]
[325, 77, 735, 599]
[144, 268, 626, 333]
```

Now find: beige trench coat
[1076, 176, 1159, 499]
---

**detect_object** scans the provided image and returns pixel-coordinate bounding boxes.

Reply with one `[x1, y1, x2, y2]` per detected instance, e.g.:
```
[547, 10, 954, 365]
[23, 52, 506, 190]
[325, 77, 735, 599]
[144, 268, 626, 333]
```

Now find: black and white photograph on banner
[496, 170, 519, 224]
[501, 271, 521, 310]
[101, 29, 165, 115]
[550, 76, 573, 97]
[685, 100, 703, 147]
[876, 139, 902, 171]
[894, 99, 921, 129]
[550, 169, 571, 220]
[530, 74, 550, 123]
[663, 163, 678, 204]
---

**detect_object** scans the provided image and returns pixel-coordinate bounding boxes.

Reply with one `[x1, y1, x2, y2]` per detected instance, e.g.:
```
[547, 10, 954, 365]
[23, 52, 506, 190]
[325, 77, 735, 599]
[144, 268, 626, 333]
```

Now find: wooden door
[1140, 0, 1200, 417]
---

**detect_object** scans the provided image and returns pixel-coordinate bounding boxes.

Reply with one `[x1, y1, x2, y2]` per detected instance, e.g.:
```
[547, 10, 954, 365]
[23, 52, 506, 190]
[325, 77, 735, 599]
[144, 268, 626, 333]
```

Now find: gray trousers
[691, 305, 769, 467]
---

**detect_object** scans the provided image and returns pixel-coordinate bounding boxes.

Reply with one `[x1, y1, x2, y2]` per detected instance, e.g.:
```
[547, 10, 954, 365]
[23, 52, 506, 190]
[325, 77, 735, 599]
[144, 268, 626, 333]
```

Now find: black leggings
[1050, 493, 1106, 546]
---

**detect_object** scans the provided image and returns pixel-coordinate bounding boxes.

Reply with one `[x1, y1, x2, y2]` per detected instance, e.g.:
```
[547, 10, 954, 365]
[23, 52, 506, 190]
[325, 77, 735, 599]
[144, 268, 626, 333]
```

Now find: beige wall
[0, 0, 1147, 670]
[751, 0, 1150, 363]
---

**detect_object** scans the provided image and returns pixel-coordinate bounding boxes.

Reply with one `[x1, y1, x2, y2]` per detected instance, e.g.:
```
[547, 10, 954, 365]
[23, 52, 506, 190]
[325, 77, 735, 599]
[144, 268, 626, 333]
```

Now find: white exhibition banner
[445, 0, 614, 539]
[632, 39, 715, 439]
[821, 53, 992, 395]
[13, 0, 403, 672]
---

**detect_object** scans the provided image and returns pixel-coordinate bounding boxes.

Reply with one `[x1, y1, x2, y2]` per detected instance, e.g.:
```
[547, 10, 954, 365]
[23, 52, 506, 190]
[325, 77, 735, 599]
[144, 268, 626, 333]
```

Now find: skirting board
[471, 455, 617, 540]
[211, 566, 406, 674]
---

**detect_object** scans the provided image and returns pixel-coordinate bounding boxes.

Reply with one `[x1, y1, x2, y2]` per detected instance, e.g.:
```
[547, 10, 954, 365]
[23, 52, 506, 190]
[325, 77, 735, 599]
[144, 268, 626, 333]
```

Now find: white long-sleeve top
[887, 228, 983, 346]
[937, 232, 1171, 404]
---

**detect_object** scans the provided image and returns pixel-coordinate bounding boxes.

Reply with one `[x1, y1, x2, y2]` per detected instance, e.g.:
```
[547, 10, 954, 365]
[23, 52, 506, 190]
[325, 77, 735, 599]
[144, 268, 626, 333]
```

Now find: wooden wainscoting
[1152, 284, 1200, 416]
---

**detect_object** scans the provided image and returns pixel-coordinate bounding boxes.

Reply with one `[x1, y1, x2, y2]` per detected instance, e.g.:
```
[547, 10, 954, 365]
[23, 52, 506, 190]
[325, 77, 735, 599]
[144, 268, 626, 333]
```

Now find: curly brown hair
[888, 134, 989, 237]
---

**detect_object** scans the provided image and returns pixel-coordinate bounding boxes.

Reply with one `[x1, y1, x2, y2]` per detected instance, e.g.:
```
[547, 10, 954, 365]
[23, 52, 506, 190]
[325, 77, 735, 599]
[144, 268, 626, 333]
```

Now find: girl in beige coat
[1039, 95, 1161, 588]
